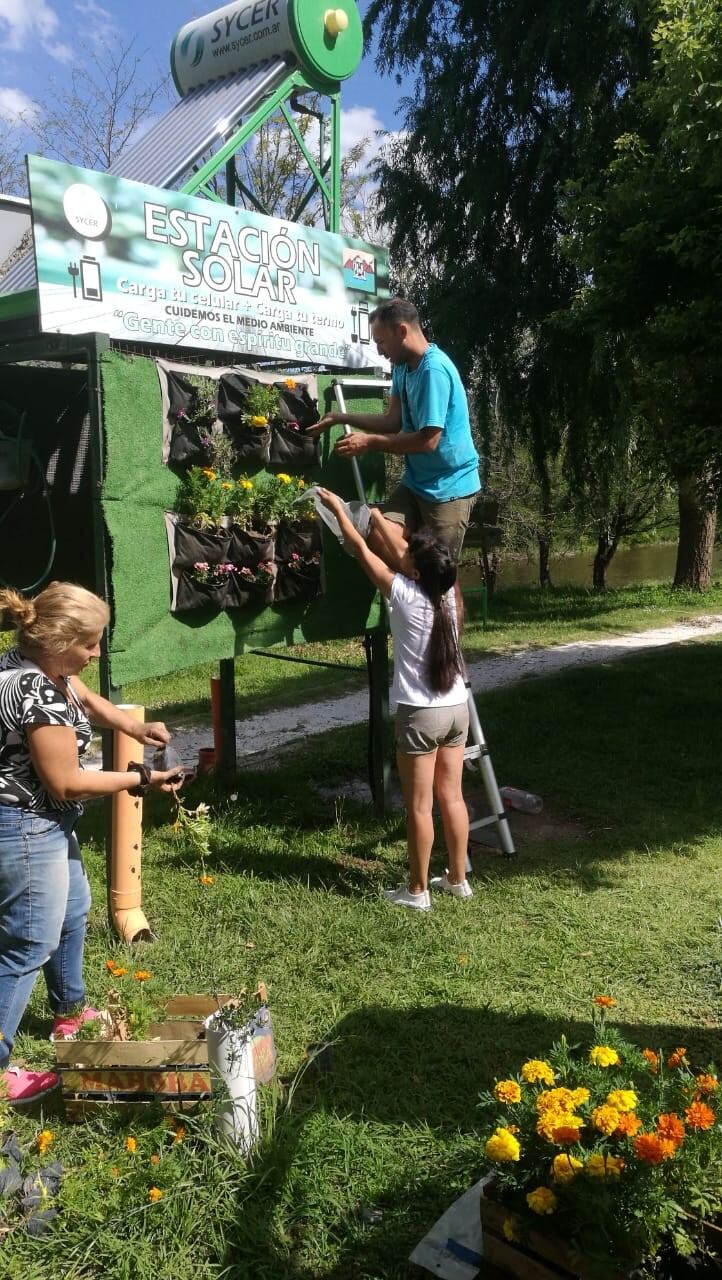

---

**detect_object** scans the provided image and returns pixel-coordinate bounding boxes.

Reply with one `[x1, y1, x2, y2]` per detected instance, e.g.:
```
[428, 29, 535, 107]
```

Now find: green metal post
[364, 628, 391, 817]
[330, 92, 342, 234]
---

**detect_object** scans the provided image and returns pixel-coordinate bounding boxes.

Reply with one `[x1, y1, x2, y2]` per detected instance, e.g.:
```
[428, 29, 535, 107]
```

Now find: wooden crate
[479, 1181, 626, 1280]
[56, 996, 275, 1121]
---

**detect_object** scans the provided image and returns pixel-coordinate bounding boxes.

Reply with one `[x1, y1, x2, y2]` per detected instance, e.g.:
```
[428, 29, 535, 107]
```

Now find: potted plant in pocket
[274, 476, 322, 602]
[172, 465, 236, 569]
[175, 560, 235, 612]
[233, 559, 275, 607]
[268, 378, 321, 472]
[273, 548, 322, 604]
[226, 475, 274, 570]
[478, 997, 721, 1279]
[168, 372, 219, 465]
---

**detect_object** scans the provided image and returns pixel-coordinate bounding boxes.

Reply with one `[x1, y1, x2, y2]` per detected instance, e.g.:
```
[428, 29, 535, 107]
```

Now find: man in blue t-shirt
[312, 298, 480, 564]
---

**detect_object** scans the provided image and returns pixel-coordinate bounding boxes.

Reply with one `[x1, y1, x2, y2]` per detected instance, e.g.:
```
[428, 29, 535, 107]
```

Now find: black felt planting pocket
[227, 526, 275, 568]
[218, 374, 271, 467]
[275, 519, 321, 561]
[231, 566, 275, 607]
[273, 562, 322, 605]
[269, 422, 320, 472]
[173, 572, 229, 614]
[166, 371, 217, 465]
[276, 383, 320, 430]
[172, 523, 230, 570]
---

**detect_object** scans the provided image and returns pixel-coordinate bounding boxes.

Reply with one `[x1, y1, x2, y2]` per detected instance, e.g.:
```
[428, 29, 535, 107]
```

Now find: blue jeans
[0, 805, 91, 1068]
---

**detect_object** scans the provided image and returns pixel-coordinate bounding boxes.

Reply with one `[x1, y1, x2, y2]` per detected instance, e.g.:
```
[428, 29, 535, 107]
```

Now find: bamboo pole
[110, 705, 152, 942]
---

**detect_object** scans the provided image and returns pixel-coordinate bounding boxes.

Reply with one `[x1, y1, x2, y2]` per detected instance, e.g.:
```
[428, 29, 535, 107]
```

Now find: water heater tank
[171, 0, 363, 97]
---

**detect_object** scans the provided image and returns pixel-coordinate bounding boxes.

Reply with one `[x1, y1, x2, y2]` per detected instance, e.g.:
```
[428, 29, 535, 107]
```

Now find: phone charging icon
[80, 256, 103, 302]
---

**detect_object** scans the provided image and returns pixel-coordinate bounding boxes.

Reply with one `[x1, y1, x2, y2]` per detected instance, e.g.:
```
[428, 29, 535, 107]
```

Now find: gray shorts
[380, 484, 479, 563]
[395, 702, 469, 755]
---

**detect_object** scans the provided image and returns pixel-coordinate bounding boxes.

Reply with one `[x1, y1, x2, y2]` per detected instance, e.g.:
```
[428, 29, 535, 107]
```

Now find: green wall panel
[100, 350, 387, 685]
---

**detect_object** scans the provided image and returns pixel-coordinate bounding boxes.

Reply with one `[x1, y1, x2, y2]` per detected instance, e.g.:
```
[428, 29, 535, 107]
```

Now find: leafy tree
[563, 0, 722, 588]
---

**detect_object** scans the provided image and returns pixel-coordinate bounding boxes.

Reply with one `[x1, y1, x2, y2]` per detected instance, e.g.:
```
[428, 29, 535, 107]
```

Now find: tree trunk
[673, 475, 718, 590]
[538, 533, 552, 588]
[592, 531, 620, 591]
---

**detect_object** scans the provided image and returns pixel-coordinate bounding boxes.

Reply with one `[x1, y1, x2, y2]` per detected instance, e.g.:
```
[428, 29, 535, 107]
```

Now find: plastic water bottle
[153, 744, 185, 781]
[499, 786, 543, 815]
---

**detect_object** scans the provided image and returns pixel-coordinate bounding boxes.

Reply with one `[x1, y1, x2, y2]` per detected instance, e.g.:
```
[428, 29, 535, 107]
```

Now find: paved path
[85, 613, 722, 772]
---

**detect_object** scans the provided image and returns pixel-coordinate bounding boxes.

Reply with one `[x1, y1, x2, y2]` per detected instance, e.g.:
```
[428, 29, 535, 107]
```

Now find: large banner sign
[27, 156, 390, 368]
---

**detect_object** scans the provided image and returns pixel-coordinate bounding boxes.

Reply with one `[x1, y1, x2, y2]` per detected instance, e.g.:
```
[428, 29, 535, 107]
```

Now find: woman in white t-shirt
[318, 489, 471, 912]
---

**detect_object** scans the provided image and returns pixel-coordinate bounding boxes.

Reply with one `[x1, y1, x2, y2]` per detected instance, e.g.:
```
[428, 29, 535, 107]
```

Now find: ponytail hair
[0, 581, 109, 660]
[407, 530, 464, 694]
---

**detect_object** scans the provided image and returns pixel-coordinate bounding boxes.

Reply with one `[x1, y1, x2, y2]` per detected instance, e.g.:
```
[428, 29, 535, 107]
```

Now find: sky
[0, 0, 409, 189]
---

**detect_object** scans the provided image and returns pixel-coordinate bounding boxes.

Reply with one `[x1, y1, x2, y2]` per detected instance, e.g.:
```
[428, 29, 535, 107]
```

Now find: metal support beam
[181, 71, 304, 197]
[329, 93, 342, 234]
[364, 627, 391, 817]
[279, 100, 332, 205]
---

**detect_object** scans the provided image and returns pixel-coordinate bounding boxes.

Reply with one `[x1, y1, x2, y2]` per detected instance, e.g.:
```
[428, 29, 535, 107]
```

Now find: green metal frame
[180, 70, 344, 234]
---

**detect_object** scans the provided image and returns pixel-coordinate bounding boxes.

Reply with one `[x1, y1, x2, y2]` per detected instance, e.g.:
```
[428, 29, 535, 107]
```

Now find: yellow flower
[284, 378, 297, 390]
[586, 1153, 624, 1179]
[221, 482, 233, 490]
[607, 1089, 637, 1113]
[592, 1105, 622, 1136]
[590, 1045, 620, 1068]
[537, 1109, 584, 1142]
[536, 1088, 580, 1114]
[133, 970, 152, 982]
[521, 1059, 555, 1085]
[148, 1187, 163, 1203]
[250, 415, 268, 427]
[277, 473, 292, 484]
[172, 1125, 185, 1143]
[239, 478, 254, 491]
[457, 954, 469, 966]
[552, 1153, 583, 1184]
[199, 874, 215, 886]
[37, 1129, 54, 1156]
[494, 1079, 522, 1105]
[125, 1136, 137, 1154]
[201, 468, 217, 480]
[570, 1087, 590, 1108]
[526, 1186, 558, 1215]
[485, 1127, 521, 1163]
[502, 1216, 521, 1243]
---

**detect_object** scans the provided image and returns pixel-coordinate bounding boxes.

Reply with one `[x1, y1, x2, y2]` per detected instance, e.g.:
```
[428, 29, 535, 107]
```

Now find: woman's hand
[134, 721, 171, 748]
[149, 766, 185, 793]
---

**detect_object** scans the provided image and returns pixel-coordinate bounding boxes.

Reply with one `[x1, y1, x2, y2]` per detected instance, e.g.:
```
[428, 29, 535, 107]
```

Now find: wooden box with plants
[478, 998, 721, 1279]
[55, 985, 274, 1123]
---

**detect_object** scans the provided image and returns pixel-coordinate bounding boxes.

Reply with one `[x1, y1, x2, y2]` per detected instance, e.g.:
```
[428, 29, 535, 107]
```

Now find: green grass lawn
[3, 634, 721, 1278]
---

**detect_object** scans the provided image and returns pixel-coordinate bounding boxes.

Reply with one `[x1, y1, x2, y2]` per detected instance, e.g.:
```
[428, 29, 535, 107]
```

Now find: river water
[460, 542, 722, 591]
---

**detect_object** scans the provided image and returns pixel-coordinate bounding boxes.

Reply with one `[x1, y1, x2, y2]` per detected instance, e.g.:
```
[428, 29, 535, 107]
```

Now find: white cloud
[0, 0, 59, 51]
[341, 105, 387, 169]
[47, 41, 74, 63]
[73, 0, 119, 48]
[0, 86, 39, 124]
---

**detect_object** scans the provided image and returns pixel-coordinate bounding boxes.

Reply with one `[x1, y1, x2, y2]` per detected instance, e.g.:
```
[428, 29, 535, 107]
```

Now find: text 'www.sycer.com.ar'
[212, 21, 280, 56]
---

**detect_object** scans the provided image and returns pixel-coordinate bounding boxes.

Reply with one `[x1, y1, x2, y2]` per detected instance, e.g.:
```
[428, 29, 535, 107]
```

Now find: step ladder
[332, 378, 516, 860]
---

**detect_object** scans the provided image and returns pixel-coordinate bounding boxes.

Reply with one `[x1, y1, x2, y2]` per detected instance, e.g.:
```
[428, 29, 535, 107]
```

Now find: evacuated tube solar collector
[171, 0, 363, 97]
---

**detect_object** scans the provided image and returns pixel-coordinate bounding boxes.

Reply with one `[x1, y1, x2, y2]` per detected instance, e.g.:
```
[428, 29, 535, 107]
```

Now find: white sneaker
[429, 872, 473, 899]
[383, 885, 431, 911]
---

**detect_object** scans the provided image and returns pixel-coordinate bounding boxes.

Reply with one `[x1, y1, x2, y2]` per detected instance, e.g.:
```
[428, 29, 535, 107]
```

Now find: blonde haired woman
[0, 582, 181, 1103]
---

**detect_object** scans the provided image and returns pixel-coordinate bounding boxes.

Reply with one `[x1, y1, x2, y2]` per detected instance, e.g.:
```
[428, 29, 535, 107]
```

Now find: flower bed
[479, 999, 721, 1277]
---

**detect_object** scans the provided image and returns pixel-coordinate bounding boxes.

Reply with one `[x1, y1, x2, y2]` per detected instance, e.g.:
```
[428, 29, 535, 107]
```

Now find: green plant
[480, 999, 721, 1275]
[251, 474, 297, 528]
[242, 383, 280, 428]
[175, 466, 234, 529]
[184, 374, 218, 432]
[225, 475, 257, 528]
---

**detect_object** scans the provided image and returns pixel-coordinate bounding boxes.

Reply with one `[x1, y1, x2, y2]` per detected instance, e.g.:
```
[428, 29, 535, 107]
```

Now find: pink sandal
[2, 1065, 59, 1104]
[50, 1007, 102, 1042]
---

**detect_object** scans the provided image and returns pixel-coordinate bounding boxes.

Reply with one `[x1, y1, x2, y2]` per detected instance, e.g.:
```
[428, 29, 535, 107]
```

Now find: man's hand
[334, 434, 370, 458]
[135, 721, 171, 747]
[308, 411, 344, 437]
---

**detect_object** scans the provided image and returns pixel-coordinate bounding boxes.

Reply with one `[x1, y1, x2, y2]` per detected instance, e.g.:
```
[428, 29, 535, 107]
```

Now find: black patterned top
[0, 648, 91, 812]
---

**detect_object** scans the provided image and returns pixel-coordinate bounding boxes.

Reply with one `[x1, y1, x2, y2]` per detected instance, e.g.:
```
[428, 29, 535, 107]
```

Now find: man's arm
[310, 395, 402, 437]
[335, 426, 442, 459]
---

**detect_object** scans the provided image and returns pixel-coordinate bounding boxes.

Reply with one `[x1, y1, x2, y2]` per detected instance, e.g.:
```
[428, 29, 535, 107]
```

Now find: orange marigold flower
[552, 1125, 584, 1146]
[685, 1101, 715, 1131]
[110, 966, 128, 977]
[199, 874, 215, 886]
[614, 1112, 642, 1138]
[36, 1129, 54, 1156]
[695, 1074, 719, 1096]
[125, 1136, 137, 1154]
[110, 1166, 120, 1178]
[657, 1113, 685, 1148]
[105, 959, 118, 972]
[593, 995, 616, 1008]
[642, 1048, 659, 1074]
[633, 1133, 676, 1165]
[494, 1079, 522, 1105]
[148, 1187, 163, 1203]
[133, 970, 152, 982]
[150, 1154, 161, 1166]
[172, 1125, 185, 1143]
[667, 1047, 687, 1069]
